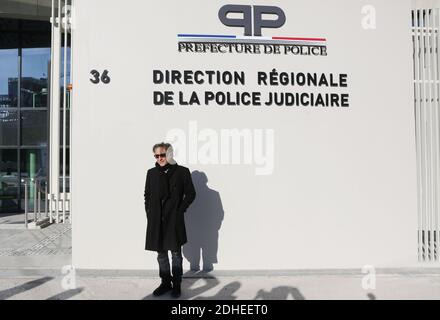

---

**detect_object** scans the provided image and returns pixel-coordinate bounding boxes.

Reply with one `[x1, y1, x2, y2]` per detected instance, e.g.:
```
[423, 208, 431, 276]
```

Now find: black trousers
[157, 202, 183, 282]
[157, 248, 183, 283]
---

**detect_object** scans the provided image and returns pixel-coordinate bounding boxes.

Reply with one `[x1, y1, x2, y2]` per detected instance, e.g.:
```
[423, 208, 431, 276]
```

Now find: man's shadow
[142, 271, 221, 300]
[183, 171, 224, 272]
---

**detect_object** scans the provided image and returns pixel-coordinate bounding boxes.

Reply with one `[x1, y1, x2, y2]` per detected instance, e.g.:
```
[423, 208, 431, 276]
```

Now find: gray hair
[152, 142, 172, 153]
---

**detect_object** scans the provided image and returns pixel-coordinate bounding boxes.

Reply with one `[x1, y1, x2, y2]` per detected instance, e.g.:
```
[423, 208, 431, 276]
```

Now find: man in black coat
[144, 142, 196, 298]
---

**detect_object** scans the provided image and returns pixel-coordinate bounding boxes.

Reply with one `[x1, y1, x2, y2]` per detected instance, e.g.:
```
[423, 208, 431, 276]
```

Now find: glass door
[0, 18, 51, 215]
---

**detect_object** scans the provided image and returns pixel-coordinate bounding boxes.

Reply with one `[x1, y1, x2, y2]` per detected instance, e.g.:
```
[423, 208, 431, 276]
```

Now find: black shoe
[153, 279, 172, 296]
[190, 264, 200, 271]
[202, 263, 213, 272]
[171, 280, 181, 298]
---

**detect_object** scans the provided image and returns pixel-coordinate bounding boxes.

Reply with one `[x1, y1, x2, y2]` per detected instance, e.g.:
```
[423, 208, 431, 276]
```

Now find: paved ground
[0, 223, 71, 258]
[1, 223, 440, 300]
[0, 212, 27, 227]
[0, 212, 52, 229]
[1, 270, 440, 300]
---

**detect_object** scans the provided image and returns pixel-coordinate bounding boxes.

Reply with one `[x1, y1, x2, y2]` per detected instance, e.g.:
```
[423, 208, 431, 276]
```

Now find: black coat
[144, 164, 196, 251]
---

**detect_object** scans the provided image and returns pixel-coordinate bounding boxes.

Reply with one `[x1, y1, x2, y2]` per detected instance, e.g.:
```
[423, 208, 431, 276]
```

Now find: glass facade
[0, 48, 18, 108]
[0, 18, 51, 213]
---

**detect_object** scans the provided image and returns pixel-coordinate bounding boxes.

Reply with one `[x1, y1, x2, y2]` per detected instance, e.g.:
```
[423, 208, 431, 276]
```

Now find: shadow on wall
[183, 171, 224, 272]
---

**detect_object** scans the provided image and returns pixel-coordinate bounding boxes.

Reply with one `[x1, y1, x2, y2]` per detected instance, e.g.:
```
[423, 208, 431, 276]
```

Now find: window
[0, 18, 51, 214]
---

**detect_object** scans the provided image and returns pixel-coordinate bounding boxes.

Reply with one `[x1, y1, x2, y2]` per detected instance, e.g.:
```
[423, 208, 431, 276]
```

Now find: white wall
[72, 0, 418, 270]
[413, 0, 440, 8]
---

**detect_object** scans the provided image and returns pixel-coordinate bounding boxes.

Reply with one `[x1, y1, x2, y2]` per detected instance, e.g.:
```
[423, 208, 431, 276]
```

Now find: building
[1, 0, 440, 271]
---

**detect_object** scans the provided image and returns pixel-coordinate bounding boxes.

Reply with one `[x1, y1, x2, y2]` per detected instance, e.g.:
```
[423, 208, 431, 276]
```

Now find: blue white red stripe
[177, 34, 326, 42]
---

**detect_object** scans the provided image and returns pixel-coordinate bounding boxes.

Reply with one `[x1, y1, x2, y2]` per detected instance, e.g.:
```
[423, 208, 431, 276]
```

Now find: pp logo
[218, 5, 286, 36]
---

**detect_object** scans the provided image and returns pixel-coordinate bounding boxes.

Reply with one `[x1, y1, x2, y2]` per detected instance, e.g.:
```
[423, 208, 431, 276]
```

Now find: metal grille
[48, 0, 72, 225]
[412, 8, 440, 262]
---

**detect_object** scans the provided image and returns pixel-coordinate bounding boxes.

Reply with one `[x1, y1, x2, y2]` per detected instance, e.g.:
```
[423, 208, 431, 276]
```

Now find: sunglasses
[154, 153, 167, 159]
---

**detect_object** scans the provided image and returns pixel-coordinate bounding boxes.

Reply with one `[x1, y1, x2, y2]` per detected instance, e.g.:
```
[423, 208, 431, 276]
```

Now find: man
[144, 142, 196, 298]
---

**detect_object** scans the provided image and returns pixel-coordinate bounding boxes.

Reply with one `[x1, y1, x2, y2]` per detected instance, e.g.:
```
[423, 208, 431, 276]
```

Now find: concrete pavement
[1, 269, 440, 300]
[1, 223, 440, 299]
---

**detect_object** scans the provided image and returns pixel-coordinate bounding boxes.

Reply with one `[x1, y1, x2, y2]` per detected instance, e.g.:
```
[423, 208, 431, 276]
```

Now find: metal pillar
[49, 0, 72, 224]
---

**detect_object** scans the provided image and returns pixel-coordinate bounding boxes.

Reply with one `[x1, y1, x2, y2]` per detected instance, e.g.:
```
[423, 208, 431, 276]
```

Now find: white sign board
[72, 0, 418, 270]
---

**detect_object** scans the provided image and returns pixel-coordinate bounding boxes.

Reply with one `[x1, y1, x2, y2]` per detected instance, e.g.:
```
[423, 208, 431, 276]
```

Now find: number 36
[90, 69, 111, 84]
